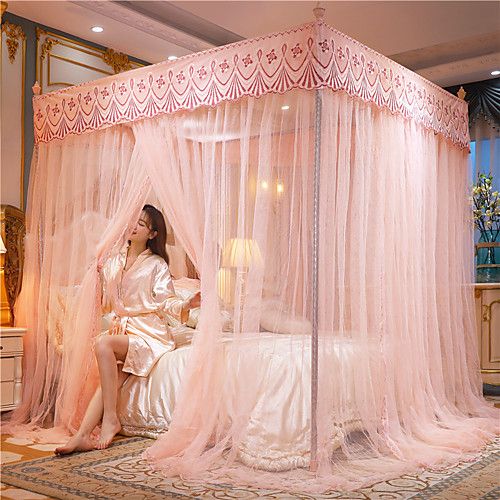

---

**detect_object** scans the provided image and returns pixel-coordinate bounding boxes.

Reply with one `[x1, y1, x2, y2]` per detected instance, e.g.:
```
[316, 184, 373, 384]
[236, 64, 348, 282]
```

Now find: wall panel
[1, 11, 149, 211]
[1, 20, 25, 209]
[37, 28, 143, 93]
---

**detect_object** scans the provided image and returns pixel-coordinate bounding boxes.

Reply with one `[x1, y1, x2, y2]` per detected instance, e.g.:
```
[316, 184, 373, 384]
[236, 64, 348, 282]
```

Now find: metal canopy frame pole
[310, 87, 322, 472]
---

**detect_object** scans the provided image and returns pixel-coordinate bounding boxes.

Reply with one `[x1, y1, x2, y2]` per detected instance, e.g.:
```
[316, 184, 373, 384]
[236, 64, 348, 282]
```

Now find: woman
[55, 205, 200, 454]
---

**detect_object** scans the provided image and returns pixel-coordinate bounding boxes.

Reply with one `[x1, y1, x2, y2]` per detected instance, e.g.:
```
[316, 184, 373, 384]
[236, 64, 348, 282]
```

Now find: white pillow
[172, 277, 233, 331]
[260, 299, 312, 335]
[170, 324, 195, 347]
[171, 277, 199, 328]
[186, 307, 233, 331]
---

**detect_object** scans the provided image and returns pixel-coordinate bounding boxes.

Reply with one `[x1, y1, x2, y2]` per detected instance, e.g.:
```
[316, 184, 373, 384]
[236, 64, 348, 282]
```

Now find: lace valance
[33, 21, 469, 148]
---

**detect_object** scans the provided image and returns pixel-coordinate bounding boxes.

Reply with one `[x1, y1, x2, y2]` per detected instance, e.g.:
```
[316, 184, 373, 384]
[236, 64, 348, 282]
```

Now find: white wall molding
[417, 52, 500, 87]
[71, 1, 213, 53]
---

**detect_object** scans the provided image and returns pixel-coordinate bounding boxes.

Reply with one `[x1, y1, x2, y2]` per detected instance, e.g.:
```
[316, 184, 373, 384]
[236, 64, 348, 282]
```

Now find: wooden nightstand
[0, 326, 26, 411]
[474, 284, 500, 387]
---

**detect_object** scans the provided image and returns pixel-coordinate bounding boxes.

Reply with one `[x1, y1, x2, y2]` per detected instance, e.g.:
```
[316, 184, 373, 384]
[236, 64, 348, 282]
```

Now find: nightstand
[0, 326, 26, 411]
[474, 284, 500, 387]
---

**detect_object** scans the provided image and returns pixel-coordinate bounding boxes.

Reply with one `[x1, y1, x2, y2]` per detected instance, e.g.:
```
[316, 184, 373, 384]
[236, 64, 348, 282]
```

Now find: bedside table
[0, 326, 26, 412]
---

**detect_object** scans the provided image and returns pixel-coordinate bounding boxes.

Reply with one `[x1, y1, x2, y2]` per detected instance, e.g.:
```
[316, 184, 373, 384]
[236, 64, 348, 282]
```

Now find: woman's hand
[187, 291, 201, 310]
[180, 292, 201, 324]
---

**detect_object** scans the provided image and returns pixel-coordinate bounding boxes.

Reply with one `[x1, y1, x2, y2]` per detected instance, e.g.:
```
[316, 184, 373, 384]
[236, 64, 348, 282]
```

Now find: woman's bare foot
[97, 416, 121, 449]
[54, 434, 95, 455]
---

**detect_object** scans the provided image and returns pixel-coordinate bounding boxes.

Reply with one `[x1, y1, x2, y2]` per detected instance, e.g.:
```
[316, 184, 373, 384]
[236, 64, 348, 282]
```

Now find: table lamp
[221, 238, 262, 330]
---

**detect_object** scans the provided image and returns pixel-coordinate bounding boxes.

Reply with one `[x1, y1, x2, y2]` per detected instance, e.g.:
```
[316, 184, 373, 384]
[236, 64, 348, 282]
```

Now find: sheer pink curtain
[314, 91, 495, 488]
[10, 125, 151, 436]
[143, 89, 497, 491]
[132, 118, 205, 271]
[10, 86, 497, 492]
[141, 91, 316, 475]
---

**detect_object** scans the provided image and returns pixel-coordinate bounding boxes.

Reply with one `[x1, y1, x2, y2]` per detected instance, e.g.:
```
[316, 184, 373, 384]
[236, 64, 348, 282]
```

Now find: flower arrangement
[472, 173, 500, 282]
[472, 173, 500, 240]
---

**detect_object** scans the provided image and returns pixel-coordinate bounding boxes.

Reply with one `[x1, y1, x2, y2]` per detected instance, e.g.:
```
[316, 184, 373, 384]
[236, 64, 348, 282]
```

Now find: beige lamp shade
[0, 235, 6, 254]
[222, 238, 262, 268]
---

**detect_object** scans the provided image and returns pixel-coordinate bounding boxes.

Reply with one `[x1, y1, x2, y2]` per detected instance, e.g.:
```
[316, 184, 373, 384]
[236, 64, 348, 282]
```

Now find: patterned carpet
[1, 434, 499, 499]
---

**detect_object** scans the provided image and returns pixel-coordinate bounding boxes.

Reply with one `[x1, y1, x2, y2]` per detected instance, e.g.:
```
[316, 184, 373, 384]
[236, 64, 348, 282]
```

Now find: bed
[118, 301, 370, 472]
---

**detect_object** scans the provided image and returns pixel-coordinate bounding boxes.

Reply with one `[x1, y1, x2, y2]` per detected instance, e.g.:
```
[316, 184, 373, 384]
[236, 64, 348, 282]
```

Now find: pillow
[260, 299, 312, 335]
[171, 277, 233, 331]
[171, 277, 200, 328]
[170, 324, 195, 347]
[185, 307, 233, 332]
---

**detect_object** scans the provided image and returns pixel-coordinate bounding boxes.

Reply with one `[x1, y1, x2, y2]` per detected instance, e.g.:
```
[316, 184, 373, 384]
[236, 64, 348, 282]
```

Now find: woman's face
[130, 211, 156, 244]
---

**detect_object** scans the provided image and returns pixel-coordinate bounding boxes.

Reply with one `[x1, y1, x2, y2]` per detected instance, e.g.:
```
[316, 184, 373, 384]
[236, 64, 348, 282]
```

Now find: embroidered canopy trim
[33, 21, 469, 148]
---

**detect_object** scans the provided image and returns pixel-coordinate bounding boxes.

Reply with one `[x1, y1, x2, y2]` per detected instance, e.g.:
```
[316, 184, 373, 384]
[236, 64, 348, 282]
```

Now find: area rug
[1, 436, 499, 499]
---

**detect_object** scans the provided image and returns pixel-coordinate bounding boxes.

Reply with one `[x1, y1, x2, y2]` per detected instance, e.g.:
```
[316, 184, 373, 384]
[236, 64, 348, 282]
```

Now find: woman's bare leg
[54, 388, 103, 455]
[54, 364, 129, 455]
[94, 335, 130, 449]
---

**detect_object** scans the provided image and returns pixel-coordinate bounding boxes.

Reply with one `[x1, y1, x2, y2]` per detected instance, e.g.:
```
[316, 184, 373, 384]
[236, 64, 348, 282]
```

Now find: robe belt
[110, 314, 129, 336]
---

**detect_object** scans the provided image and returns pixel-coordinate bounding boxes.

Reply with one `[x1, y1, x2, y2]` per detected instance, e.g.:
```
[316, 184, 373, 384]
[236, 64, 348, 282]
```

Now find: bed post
[310, 3, 326, 472]
[310, 87, 322, 472]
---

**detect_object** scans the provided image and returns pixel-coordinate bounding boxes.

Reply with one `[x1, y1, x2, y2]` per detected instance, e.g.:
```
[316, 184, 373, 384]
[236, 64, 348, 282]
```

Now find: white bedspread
[118, 333, 365, 471]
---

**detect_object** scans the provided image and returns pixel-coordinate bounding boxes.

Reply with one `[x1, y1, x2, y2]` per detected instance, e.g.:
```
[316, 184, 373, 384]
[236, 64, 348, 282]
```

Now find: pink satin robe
[101, 248, 188, 377]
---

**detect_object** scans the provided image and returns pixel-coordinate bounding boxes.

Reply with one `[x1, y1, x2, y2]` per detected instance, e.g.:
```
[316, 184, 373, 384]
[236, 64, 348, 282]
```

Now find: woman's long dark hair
[142, 204, 169, 265]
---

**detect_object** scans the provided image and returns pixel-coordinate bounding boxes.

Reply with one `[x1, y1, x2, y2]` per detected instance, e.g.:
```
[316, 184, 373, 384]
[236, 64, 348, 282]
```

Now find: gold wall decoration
[0, 2, 8, 22]
[0, 205, 25, 325]
[1, 21, 26, 63]
[103, 48, 132, 74]
[40, 37, 60, 60]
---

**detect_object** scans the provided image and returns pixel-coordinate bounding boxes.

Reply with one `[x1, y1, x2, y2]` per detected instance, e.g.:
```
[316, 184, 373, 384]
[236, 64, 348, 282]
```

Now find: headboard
[1, 205, 25, 324]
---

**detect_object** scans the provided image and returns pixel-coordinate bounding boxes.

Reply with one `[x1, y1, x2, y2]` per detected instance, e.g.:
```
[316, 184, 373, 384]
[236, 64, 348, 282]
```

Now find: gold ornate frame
[36, 28, 145, 94]
[0, 205, 25, 325]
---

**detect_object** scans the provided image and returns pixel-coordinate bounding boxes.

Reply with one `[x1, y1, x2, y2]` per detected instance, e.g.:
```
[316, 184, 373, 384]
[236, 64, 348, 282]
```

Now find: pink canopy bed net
[9, 9, 498, 493]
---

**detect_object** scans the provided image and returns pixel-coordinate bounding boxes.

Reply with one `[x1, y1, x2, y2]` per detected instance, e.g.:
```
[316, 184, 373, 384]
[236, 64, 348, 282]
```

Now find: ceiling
[7, 0, 500, 87]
